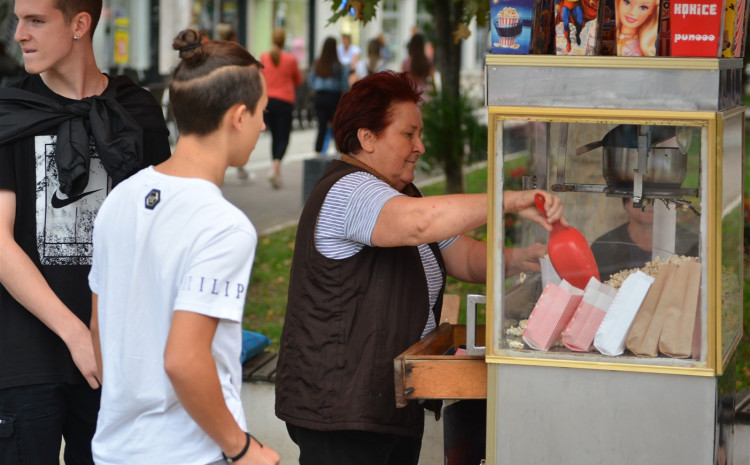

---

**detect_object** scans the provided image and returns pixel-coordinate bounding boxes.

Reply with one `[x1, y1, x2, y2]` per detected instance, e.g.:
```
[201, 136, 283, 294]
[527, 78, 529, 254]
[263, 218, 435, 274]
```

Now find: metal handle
[466, 294, 486, 356]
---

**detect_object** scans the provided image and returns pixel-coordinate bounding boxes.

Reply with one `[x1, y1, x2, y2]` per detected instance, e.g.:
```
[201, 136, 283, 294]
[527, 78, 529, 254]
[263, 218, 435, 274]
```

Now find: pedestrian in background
[216, 22, 238, 42]
[401, 33, 434, 96]
[89, 28, 280, 465]
[261, 27, 302, 189]
[216, 23, 254, 182]
[308, 37, 348, 158]
[337, 33, 360, 73]
[376, 33, 392, 65]
[0, 0, 171, 463]
[350, 38, 389, 85]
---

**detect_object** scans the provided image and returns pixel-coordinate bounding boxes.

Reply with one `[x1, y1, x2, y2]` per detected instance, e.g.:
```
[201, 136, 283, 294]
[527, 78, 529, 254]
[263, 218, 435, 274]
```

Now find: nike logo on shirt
[51, 189, 103, 208]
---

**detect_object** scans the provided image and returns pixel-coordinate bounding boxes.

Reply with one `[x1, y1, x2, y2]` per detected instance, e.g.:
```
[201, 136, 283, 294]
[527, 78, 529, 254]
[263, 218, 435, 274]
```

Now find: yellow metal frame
[715, 106, 747, 374]
[486, 106, 724, 377]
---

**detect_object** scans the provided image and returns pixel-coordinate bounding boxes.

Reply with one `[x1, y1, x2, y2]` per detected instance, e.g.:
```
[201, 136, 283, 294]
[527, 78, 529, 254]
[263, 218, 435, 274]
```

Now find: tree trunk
[431, 0, 465, 193]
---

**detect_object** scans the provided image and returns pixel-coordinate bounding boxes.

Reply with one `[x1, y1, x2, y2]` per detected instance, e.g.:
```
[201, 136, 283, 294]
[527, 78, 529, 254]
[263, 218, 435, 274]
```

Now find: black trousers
[264, 98, 294, 161]
[0, 383, 100, 465]
[313, 91, 342, 153]
[286, 423, 422, 465]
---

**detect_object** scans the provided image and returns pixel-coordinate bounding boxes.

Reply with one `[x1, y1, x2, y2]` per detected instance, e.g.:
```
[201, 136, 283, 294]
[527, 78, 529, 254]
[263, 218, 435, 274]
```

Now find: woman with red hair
[275, 71, 566, 465]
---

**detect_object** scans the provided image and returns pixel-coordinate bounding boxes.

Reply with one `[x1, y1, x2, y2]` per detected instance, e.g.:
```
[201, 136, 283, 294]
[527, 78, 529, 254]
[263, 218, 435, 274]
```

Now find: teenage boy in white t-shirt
[88, 29, 279, 465]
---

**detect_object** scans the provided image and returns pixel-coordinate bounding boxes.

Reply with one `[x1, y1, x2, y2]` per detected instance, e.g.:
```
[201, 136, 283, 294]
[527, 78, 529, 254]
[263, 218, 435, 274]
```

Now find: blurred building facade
[0, 0, 488, 84]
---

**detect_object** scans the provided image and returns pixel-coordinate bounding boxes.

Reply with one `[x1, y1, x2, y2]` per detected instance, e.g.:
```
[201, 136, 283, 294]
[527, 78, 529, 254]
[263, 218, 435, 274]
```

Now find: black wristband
[223, 432, 251, 463]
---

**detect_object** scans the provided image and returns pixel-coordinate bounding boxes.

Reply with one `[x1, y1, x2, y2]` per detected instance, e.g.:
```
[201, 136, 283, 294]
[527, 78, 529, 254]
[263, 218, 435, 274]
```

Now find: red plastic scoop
[534, 193, 600, 289]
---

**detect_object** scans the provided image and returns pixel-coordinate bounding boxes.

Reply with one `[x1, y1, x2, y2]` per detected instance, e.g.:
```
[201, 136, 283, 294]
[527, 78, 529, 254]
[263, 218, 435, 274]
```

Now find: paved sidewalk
[221, 127, 320, 235]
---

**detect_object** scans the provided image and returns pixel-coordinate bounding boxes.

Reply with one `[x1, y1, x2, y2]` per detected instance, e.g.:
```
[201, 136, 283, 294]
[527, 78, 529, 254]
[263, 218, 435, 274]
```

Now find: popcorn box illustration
[491, 0, 555, 54]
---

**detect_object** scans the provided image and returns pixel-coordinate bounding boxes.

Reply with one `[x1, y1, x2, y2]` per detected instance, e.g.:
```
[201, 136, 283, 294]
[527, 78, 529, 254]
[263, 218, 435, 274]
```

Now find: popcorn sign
[670, 0, 722, 55]
[491, 0, 555, 54]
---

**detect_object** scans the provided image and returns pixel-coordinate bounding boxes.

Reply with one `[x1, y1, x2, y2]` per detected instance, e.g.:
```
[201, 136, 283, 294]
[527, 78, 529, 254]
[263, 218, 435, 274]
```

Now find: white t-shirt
[315, 172, 458, 338]
[89, 167, 256, 465]
[337, 43, 361, 68]
[354, 58, 388, 80]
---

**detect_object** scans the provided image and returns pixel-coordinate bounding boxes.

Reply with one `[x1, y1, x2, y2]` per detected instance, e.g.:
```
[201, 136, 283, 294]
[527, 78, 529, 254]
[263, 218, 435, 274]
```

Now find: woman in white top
[350, 38, 389, 85]
[89, 29, 280, 465]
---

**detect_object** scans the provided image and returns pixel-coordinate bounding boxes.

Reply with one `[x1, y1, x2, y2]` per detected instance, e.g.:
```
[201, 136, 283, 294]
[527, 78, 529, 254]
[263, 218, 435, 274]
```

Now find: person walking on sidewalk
[261, 27, 302, 189]
[401, 33, 434, 97]
[0, 0, 171, 463]
[337, 33, 360, 74]
[89, 29, 279, 465]
[350, 37, 389, 85]
[309, 37, 349, 158]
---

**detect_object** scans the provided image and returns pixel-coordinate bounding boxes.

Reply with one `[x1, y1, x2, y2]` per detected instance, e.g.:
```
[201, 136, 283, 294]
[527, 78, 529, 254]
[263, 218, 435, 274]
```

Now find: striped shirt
[315, 171, 458, 338]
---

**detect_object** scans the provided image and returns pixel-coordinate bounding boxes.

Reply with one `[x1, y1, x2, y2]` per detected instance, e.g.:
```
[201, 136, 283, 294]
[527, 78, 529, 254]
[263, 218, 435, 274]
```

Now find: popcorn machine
[483, 56, 744, 464]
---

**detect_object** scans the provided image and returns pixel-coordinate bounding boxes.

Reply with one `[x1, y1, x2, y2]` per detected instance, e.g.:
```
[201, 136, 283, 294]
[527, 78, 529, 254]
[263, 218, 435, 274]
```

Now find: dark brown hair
[333, 71, 422, 155]
[365, 38, 381, 75]
[269, 28, 285, 67]
[314, 37, 341, 78]
[406, 33, 430, 79]
[170, 29, 264, 136]
[56, 0, 102, 36]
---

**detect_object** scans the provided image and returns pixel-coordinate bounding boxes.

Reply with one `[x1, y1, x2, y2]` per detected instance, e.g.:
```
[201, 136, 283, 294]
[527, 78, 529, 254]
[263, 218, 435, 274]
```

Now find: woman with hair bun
[89, 29, 280, 465]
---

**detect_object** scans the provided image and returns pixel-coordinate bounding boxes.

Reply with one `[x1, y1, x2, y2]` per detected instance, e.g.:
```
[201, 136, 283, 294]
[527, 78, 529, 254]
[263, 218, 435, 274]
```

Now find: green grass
[243, 227, 297, 351]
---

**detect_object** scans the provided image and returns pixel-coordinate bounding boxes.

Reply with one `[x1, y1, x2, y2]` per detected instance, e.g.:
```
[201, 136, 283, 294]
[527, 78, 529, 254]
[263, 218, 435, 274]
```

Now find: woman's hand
[504, 243, 548, 277]
[505, 189, 566, 232]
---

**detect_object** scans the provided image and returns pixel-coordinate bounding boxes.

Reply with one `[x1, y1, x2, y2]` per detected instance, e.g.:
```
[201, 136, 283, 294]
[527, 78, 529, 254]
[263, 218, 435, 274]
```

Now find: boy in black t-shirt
[0, 1, 170, 463]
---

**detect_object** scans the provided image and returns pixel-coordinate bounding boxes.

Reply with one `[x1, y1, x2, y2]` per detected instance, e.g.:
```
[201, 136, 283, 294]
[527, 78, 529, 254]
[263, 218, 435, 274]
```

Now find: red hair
[333, 71, 422, 155]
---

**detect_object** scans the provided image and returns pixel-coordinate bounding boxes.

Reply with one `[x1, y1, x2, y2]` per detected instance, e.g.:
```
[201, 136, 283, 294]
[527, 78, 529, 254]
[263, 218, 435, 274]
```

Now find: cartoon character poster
[615, 0, 661, 56]
[555, 0, 603, 55]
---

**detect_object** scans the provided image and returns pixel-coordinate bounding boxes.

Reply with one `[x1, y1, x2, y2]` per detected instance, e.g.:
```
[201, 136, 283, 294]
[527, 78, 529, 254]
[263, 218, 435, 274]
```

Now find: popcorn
[505, 319, 528, 337]
[497, 6, 520, 19]
[495, 6, 522, 48]
[604, 255, 699, 289]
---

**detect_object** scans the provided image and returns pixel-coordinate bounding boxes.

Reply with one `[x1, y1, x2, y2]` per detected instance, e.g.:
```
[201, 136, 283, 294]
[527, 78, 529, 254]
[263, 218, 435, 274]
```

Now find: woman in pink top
[261, 28, 302, 188]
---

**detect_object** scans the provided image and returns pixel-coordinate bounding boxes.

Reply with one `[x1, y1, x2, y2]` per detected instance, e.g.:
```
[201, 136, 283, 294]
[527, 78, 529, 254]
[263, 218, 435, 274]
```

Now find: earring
[74, 35, 79, 40]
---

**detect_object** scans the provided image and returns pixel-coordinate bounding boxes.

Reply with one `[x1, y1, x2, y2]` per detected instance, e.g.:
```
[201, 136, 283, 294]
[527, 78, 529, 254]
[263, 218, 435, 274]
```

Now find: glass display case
[485, 58, 744, 376]
[483, 56, 743, 465]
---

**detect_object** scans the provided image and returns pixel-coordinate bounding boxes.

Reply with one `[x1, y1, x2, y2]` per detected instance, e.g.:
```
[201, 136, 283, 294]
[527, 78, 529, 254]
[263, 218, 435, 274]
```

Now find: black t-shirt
[591, 222, 699, 282]
[0, 74, 171, 389]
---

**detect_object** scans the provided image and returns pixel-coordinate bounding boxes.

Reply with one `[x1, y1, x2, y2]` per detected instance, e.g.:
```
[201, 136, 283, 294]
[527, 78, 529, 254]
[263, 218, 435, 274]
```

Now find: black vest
[275, 160, 445, 437]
